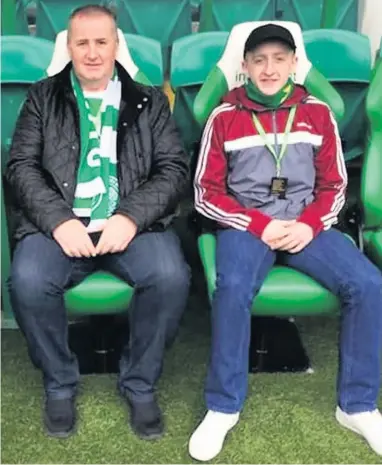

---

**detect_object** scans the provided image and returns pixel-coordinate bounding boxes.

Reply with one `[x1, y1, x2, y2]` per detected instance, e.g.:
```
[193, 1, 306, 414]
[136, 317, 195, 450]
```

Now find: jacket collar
[54, 60, 150, 118]
[222, 84, 309, 112]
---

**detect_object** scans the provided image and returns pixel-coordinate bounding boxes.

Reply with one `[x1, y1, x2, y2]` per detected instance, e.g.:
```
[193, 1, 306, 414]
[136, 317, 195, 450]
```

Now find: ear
[242, 59, 248, 73]
[67, 42, 73, 59]
[291, 54, 298, 75]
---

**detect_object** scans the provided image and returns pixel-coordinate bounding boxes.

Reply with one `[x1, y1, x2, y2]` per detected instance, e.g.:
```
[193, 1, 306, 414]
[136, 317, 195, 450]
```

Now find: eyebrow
[252, 51, 289, 58]
[75, 37, 108, 43]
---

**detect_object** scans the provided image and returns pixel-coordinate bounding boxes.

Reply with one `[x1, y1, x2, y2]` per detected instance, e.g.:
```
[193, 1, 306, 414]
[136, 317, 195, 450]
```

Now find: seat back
[1, 35, 54, 169]
[199, 0, 274, 33]
[123, 34, 164, 87]
[275, 0, 358, 31]
[361, 57, 382, 231]
[35, 0, 107, 41]
[115, 0, 192, 72]
[170, 31, 228, 154]
[193, 21, 344, 126]
[15, 0, 33, 34]
[304, 29, 372, 163]
[1, 34, 53, 323]
[2, 0, 19, 35]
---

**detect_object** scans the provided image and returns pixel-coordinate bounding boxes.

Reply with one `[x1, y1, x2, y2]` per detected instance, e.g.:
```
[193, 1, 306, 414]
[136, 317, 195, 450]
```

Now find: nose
[264, 59, 275, 76]
[86, 43, 98, 60]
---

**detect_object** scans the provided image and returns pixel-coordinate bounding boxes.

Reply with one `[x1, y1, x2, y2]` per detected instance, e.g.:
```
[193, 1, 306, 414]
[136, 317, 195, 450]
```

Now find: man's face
[67, 13, 118, 90]
[243, 41, 297, 95]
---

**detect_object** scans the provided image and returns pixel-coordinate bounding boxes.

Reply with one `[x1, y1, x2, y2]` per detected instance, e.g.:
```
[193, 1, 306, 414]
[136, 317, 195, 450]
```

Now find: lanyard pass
[252, 106, 297, 199]
[270, 176, 288, 199]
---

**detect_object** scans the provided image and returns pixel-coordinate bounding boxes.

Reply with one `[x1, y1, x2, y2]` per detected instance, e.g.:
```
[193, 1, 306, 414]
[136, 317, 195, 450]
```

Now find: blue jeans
[206, 228, 382, 414]
[9, 230, 190, 401]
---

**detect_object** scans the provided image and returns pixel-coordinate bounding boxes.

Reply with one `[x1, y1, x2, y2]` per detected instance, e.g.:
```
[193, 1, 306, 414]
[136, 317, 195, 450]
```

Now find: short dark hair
[69, 4, 117, 22]
[67, 4, 117, 39]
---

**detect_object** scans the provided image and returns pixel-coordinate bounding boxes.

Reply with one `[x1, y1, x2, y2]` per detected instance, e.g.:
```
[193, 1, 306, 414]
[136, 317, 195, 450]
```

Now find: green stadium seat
[198, 235, 339, 317]
[1, 35, 54, 325]
[193, 21, 351, 316]
[2, 0, 17, 35]
[361, 56, 382, 269]
[47, 29, 162, 315]
[35, 0, 107, 41]
[194, 21, 344, 126]
[115, 0, 192, 72]
[304, 29, 372, 163]
[1, 29, 162, 325]
[199, 0, 275, 33]
[13, 0, 31, 34]
[170, 31, 228, 154]
[198, 0, 359, 32]
[1, 36, 54, 171]
[124, 33, 164, 87]
[275, 0, 358, 31]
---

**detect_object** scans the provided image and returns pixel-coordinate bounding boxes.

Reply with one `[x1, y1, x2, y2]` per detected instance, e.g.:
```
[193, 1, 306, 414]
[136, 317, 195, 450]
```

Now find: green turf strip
[1, 296, 381, 464]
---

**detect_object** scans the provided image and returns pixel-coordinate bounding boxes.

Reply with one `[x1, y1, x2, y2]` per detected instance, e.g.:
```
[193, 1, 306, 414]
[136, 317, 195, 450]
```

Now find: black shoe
[127, 398, 164, 440]
[44, 398, 76, 438]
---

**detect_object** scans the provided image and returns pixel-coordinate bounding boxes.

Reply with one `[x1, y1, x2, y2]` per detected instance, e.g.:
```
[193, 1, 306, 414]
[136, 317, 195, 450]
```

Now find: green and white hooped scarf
[71, 69, 121, 233]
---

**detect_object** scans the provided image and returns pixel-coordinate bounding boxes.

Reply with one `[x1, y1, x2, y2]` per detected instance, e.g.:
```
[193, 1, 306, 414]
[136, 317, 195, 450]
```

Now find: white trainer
[336, 406, 382, 456]
[188, 410, 240, 462]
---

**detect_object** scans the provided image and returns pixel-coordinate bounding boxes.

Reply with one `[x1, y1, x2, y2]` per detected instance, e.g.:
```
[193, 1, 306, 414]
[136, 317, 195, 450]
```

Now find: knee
[343, 270, 382, 301]
[216, 271, 253, 303]
[217, 271, 247, 292]
[10, 259, 50, 302]
[147, 257, 191, 294]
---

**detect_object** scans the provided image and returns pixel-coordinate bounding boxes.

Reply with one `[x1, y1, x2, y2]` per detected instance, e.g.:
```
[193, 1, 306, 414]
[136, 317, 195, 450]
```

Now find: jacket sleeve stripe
[319, 110, 347, 226]
[194, 104, 252, 230]
[305, 97, 348, 228]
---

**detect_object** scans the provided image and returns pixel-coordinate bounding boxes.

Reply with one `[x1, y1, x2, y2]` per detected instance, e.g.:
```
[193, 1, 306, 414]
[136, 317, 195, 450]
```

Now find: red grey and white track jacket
[194, 84, 348, 238]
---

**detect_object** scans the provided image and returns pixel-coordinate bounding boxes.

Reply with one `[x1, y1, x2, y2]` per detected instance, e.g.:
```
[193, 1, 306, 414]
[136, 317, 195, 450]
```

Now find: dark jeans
[9, 230, 190, 401]
[206, 228, 382, 415]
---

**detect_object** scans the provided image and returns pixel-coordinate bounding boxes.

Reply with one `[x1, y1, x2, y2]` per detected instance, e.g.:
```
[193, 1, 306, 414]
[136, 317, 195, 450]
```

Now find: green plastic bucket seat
[193, 21, 351, 316]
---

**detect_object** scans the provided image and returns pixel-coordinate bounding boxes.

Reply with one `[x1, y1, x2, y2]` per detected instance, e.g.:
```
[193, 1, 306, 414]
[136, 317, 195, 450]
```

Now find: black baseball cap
[243, 24, 296, 57]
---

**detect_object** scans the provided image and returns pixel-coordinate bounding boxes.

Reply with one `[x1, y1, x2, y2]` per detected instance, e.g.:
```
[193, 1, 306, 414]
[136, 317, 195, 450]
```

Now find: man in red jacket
[190, 24, 382, 461]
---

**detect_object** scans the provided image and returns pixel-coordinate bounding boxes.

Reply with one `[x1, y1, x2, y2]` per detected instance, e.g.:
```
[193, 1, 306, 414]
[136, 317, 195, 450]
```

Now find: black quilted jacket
[5, 62, 189, 242]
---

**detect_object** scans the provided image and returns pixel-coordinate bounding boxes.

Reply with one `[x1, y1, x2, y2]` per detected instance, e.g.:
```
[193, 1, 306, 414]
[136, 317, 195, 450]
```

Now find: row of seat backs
[0, 27, 374, 166]
[14, 0, 192, 71]
[171, 27, 373, 163]
[15, 0, 360, 37]
[14, 0, 359, 60]
[1, 20, 381, 319]
[1, 27, 375, 163]
[199, 0, 359, 32]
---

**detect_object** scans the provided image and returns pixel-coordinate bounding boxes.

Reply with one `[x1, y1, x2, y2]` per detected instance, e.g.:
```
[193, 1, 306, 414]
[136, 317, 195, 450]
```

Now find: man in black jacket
[5, 5, 190, 440]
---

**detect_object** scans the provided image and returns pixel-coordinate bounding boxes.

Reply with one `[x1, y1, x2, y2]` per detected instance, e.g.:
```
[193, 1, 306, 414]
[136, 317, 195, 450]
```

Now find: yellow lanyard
[252, 106, 297, 177]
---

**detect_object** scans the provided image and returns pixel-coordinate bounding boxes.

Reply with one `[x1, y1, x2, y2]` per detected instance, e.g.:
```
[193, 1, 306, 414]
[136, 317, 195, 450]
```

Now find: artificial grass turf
[1, 296, 381, 464]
